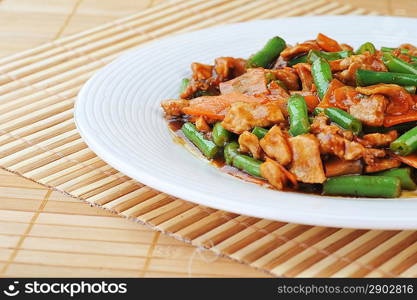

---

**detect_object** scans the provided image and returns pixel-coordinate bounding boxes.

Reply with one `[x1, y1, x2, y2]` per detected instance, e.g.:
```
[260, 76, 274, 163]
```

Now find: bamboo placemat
[0, 0, 416, 278]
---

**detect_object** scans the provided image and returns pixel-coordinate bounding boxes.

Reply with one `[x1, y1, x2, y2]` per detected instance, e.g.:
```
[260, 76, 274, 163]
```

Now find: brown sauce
[167, 118, 323, 195]
[167, 118, 417, 198]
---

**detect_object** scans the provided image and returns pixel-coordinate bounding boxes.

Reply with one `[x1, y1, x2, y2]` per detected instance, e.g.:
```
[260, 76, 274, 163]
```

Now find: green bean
[381, 47, 409, 54]
[313, 107, 325, 115]
[252, 127, 269, 139]
[356, 42, 376, 54]
[181, 122, 219, 159]
[288, 55, 308, 66]
[390, 126, 417, 156]
[356, 69, 417, 86]
[404, 85, 416, 94]
[383, 53, 417, 75]
[247, 36, 286, 68]
[323, 175, 401, 198]
[311, 57, 332, 99]
[375, 168, 416, 190]
[363, 121, 417, 134]
[224, 142, 240, 165]
[307, 50, 352, 63]
[232, 154, 263, 177]
[179, 78, 190, 95]
[288, 95, 310, 136]
[212, 122, 233, 147]
[380, 47, 417, 62]
[324, 107, 362, 135]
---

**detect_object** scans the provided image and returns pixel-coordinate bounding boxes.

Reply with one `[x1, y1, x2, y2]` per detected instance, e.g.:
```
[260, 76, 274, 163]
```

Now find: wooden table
[0, 0, 415, 277]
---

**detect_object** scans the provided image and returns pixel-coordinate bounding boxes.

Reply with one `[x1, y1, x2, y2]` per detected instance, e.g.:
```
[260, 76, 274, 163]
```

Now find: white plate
[75, 16, 417, 230]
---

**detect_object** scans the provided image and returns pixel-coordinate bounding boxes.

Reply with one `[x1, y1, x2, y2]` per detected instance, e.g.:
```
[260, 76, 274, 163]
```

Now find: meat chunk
[219, 68, 268, 95]
[315, 131, 345, 158]
[191, 62, 213, 80]
[161, 99, 189, 116]
[365, 158, 401, 173]
[269, 68, 300, 91]
[238, 131, 262, 160]
[311, 114, 345, 158]
[340, 43, 353, 51]
[288, 134, 326, 183]
[195, 116, 210, 132]
[311, 114, 364, 160]
[280, 40, 320, 60]
[181, 57, 246, 99]
[259, 125, 292, 165]
[267, 80, 290, 99]
[319, 79, 361, 110]
[356, 84, 414, 115]
[325, 158, 362, 177]
[260, 158, 288, 190]
[221, 102, 284, 134]
[361, 130, 398, 147]
[316, 33, 342, 52]
[363, 148, 386, 165]
[330, 53, 387, 85]
[182, 93, 264, 120]
[348, 94, 387, 127]
[214, 57, 246, 82]
[293, 63, 313, 91]
[343, 140, 364, 160]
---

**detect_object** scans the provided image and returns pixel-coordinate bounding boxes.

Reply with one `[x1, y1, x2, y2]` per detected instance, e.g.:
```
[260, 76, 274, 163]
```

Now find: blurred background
[0, 0, 416, 58]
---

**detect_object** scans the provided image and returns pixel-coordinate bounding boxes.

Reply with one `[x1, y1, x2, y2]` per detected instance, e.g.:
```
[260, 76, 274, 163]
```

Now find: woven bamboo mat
[0, 0, 417, 278]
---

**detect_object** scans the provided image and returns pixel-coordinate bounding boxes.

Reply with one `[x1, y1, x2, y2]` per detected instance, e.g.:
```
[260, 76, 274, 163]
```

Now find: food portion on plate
[161, 33, 417, 198]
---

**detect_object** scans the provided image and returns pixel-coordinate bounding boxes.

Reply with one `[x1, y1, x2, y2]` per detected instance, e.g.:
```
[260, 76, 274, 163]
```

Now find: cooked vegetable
[288, 95, 310, 136]
[381, 47, 409, 54]
[397, 153, 417, 169]
[161, 35, 417, 199]
[375, 168, 416, 190]
[179, 78, 190, 94]
[323, 175, 401, 198]
[212, 122, 233, 147]
[390, 126, 417, 156]
[324, 107, 362, 135]
[247, 36, 286, 68]
[224, 142, 240, 165]
[252, 126, 268, 139]
[311, 57, 332, 99]
[356, 69, 417, 86]
[383, 53, 417, 75]
[316, 33, 342, 52]
[356, 42, 376, 54]
[288, 55, 308, 66]
[232, 154, 263, 177]
[364, 121, 417, 134]
[181, 122, 219, 159]
[313, 107, 325, 115]
[307, 50, 352, 63]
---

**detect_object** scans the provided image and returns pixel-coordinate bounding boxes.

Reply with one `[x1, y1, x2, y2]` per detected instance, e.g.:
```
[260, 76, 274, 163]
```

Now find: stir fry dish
[161, 33, 417, 198]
